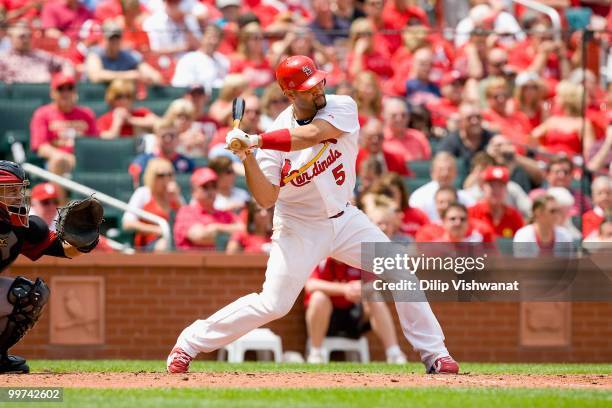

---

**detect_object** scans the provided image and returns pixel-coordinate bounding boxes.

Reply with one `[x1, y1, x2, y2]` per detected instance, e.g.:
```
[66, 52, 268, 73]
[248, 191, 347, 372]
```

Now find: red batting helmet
[276, 55, 327, 91]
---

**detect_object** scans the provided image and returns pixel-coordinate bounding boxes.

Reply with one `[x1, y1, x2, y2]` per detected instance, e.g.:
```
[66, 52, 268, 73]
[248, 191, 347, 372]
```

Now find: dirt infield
[2, 372, 611, 389]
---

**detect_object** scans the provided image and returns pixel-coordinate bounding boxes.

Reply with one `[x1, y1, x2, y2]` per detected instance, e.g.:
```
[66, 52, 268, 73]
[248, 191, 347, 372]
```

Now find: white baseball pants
[174, 205, 449, 367]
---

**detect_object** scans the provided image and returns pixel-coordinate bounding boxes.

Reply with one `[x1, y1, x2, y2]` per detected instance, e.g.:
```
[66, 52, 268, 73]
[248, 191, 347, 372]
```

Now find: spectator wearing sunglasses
[97, 79, 159, 138]
[173, 167, 244, 250]
[123, 158, 184, 251]
[129, 119, 195, 187]
[30, 73, 98, 175]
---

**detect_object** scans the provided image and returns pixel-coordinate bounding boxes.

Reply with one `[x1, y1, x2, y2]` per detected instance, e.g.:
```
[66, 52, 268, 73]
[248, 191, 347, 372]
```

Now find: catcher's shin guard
[0, 277, 50, 361]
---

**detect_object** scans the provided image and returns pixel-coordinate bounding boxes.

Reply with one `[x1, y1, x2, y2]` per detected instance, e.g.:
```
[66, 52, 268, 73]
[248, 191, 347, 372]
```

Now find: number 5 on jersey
[332, 164, 345, 186]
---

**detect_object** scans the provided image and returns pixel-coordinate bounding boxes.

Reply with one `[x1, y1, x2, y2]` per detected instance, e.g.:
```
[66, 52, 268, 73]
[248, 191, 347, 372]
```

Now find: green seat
[192, 157, 208, 169]
[175, 173, 192, 202]
[407, 160, 431, 179]
[82, 100, 110, 117]
[9, 83, 51, 103]
[496, 237, 514, 255]
[0, 82, 9, 99]
[404, 177, 430, 194]
[71, 172, 134, 227]
[147, 86, 188, 100]
[74, 137, 138, 173]
[235, 175, 248, 191]
[215, 232, 230, 252]
[134, 99, 171, 116]
[77, 83, 108, 101]
[0, 99, 43, 137]
[3, 130, 45, 166]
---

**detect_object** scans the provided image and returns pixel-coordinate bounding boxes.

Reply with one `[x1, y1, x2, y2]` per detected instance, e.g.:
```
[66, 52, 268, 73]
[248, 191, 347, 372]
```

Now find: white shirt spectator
[409, 180, 475, 221]
[455, 5, 524, 47]
[512, 224, 573, 258]
[143, 0, 207, 16]
[214, 187, 250, 212]
[171, 50, 229, 89]
[142, 10, 201, 53]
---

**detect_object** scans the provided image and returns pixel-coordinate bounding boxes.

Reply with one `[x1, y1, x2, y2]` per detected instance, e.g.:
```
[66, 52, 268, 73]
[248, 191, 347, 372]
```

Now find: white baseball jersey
[256, 95, 360, 220]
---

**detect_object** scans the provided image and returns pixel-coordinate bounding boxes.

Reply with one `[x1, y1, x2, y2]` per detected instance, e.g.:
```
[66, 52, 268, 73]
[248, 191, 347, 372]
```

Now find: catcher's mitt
[56, 197, 104, 253]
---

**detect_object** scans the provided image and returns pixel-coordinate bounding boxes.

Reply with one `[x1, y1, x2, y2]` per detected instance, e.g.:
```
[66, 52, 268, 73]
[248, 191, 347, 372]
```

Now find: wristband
[259, 129, 292, 152]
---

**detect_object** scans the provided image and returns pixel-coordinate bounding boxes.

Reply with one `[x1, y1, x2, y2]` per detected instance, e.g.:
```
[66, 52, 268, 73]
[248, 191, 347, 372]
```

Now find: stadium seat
[407, 160, 431, 179]
[9, 83, 51, 103]
[147, 86, 188, 100]
[77, 83, 108, 101]
[134, 99, 171, 116]
[0, 99, 43, 136]
[175, 173, 192, 202]
[74, 137, 138, 173]
[404, 177, 430, 195]
[496, 237, 514, 255]
[235, 175, 248, 191]
[82, 100, 109, 117]
[192, 157, 208, 168]
[215, 232, 231, 251]
[2, 130, 45, 166]
[306, 337, 370, 363]
[218, 328, 283, 363]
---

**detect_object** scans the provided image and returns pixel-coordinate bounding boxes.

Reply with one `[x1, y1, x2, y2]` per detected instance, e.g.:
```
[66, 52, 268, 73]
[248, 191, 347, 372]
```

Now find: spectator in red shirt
[382, 98, 431, 162]
[182, 84, 220, 155]
[1, 0, 42, 23]
[41, 0, 92, 40]
[122, 158, 183, 251]
[382, 0, 429, 29]
[468, 166, 524, 238]
[356, 118, 410, 177]
[97, 79, 158, 138]
[427, 70, 466, 132]
[415, 187, 494, 243]
[347, 18, 394, 80]
[226, 200, 273, 254]
[530, 81, 595, 157]
[30, 73, 97, 175]
[364, 173, 429, 238]
[94, 0, 150, 51]
[510, 71, 549, 130]
[229, 22, 274, 88]
[482, 77, 532, 148]
[362, 0, 401, 56]
[354, 70, 383, 125]
[304, 258, 407, 364]
[173, 167, 244, 250]
[582, 176, 611, 238]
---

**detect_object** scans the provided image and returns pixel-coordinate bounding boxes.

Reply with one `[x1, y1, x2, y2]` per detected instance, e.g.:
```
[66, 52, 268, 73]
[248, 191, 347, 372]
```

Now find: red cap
[191, 168, 218, 187]
[51, 73, 76, 90]
[32, 183, 59, 201]
[440, 70, 467, 87]
[276, 55, 327, 91]
[482, 166, 509, 183]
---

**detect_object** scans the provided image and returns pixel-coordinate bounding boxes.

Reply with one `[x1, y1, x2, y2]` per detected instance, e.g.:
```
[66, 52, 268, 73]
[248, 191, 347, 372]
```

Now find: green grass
[29, 360, 612, 375]
[6, 388, 612, 408]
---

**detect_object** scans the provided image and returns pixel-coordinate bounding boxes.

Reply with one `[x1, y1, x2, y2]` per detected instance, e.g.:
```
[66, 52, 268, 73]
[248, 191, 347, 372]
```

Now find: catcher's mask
[0, 161, 30, 227]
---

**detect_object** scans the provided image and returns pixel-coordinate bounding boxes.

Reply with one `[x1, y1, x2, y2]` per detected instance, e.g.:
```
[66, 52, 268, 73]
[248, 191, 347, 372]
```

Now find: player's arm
[243, 153, 279, 209]
[229, 119, 344, 153]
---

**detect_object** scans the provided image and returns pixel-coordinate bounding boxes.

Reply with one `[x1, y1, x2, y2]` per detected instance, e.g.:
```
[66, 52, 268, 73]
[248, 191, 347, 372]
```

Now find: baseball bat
[229, 97, 246, 150]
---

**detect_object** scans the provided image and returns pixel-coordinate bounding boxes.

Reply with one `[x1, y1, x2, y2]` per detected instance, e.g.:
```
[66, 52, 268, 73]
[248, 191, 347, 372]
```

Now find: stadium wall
[9, 254, 612, 363]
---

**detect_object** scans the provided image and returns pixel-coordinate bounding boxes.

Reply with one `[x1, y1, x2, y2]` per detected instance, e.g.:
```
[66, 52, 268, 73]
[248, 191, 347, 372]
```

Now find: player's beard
[313, 94, 327, 111]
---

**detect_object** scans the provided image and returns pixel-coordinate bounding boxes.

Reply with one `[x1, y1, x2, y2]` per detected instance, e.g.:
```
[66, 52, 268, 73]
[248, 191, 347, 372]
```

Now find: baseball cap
[102, 21, 123, 39]
[191, 168, 218, 187]
[51, 73, 76, 90]
[440, 70, 467, 87]
[276, 55, 327, 92]
[31, 183, 59, 201]
[482, 166, 509, 183]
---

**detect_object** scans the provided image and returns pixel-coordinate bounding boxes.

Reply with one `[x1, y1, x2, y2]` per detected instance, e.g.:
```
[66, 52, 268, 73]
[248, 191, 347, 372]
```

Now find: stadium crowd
[0, 0, 610, 252]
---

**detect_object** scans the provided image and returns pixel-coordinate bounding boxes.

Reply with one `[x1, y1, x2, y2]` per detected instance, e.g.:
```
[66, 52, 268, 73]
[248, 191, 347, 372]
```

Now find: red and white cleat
[166, 347, 193, 374]
[428, 356, 460, 374]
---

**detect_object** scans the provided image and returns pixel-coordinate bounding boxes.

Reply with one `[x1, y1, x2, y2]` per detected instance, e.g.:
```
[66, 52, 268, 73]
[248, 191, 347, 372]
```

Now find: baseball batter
[167, 56, 459, 374]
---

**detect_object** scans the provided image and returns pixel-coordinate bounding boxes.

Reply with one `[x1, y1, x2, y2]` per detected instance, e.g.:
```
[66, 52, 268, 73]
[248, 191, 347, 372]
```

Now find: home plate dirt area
[2, 372, 611, 389]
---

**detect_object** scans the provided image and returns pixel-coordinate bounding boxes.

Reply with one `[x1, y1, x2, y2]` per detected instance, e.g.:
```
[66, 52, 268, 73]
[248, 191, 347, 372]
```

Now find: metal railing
[510, 0, 562, 40]
[20, 162, 172, 251]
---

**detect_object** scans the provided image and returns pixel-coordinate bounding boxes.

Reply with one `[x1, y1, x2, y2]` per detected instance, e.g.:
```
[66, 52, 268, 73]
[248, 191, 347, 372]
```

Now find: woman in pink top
[530, 81, 595, 157]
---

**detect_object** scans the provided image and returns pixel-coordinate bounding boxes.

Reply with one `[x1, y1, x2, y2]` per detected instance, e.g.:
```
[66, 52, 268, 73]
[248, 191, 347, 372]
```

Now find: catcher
[0, 160, 103, 374]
